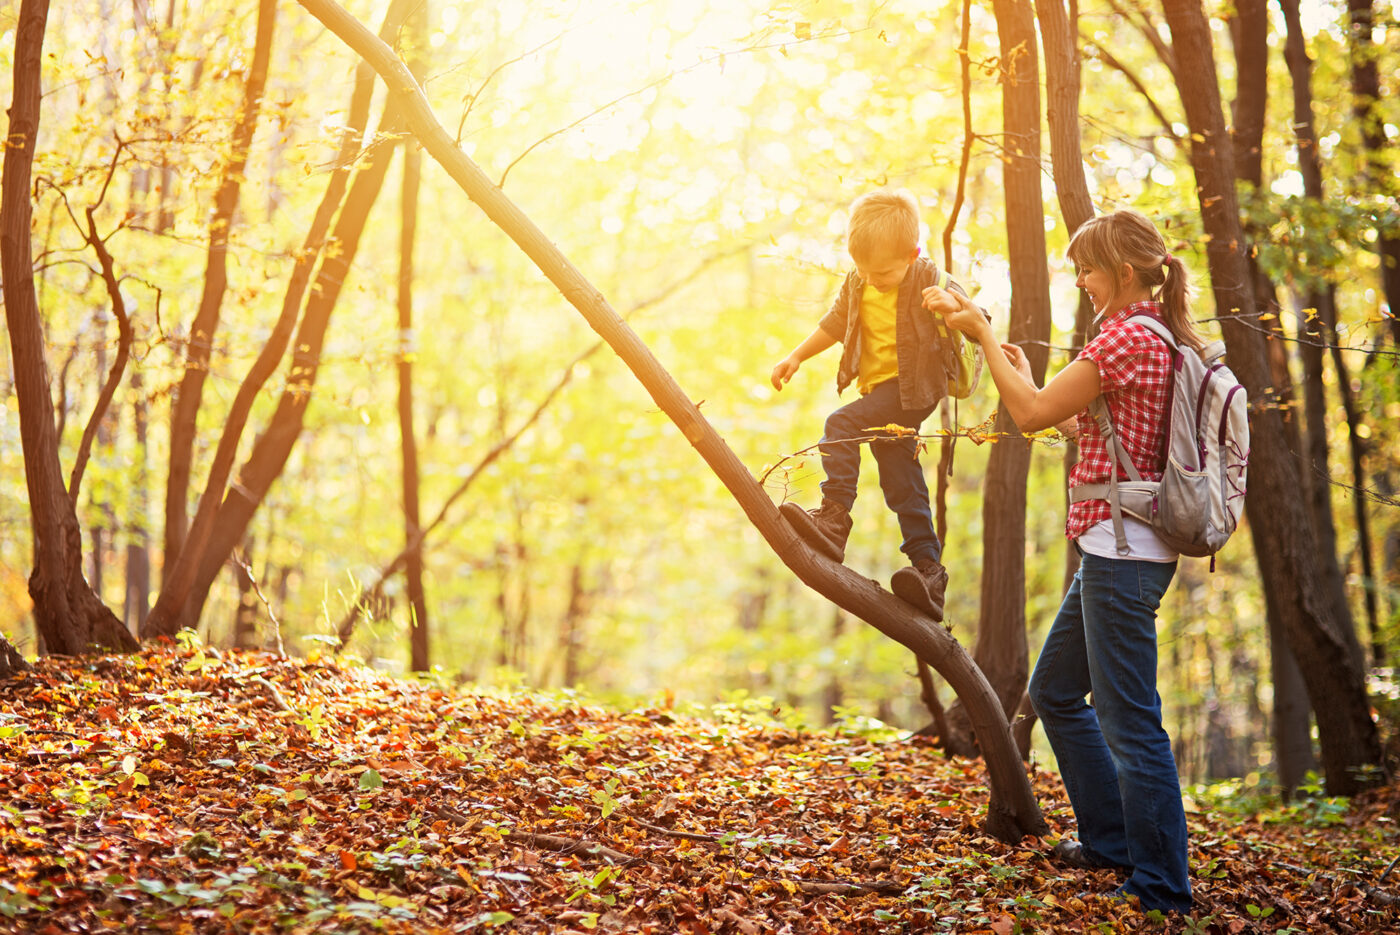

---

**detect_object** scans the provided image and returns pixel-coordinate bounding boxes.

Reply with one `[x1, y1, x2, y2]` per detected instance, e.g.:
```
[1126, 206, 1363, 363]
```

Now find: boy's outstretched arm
[770, 327, 838, 391]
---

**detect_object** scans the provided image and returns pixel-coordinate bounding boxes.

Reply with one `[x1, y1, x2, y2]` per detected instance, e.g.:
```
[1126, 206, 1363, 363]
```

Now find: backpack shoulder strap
[1083, 395, 1140, 555]
[1126, 312, 1179, 350]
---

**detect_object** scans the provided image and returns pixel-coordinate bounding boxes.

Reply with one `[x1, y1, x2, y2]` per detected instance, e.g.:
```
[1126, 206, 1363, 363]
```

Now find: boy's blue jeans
[1029, 552, 1192, 913]
[818, 379, 940, 563]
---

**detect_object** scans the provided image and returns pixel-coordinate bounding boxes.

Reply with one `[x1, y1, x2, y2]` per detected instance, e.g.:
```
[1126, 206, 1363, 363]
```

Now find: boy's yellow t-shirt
[856, 282, 899, 393]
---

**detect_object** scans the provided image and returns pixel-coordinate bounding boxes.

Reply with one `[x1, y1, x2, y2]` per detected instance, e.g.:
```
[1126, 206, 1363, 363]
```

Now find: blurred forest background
[1, 0, 1396, 790]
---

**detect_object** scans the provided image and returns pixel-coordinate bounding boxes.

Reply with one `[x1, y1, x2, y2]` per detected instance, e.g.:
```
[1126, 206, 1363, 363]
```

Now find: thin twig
[495, 24, 863, 187]
[1272, 860, 1400, 908]
[234, 553, 286, 657]
[759, 418, 1066, 486]
[504, 830, 640, 865]
[250, 676, 293, 713]
[622, 813, 719, 843]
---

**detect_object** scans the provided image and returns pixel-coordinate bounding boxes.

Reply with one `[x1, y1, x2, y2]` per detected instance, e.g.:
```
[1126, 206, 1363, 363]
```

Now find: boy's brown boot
[779, 498, 852, 563]
[891, 556, 948, 622]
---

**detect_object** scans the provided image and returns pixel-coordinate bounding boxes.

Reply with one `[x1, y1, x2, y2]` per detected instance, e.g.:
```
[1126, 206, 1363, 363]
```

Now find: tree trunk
[1034, 0, 1096, 596]
[0, 634, 29, 679]
[1279, 0, 1366, 674]
[941, 0, 1053, 756]
[2, 0, 137, 655]
[232, 536, 259, 649]
[1230, 0, 1315, 794]
[1267, 590, 1315, 796]
[1160, 0, 1381, 795]
[297, 0, 1048, 842]
[399, 0, 430, 672]
[124, 369, 151, 636]
[89, 328, 110, 599]
[560, 562, 586, 688]
[1347, 0, 1400, 345]
[1280, 3, 1381, 667]
[163, 0, 277, 570]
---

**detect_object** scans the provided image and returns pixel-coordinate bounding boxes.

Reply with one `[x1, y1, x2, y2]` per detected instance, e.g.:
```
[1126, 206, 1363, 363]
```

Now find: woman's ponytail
[1156, 253, 1204, 352]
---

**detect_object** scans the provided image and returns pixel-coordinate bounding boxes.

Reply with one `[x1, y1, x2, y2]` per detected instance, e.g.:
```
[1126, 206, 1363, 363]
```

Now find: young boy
[769, 189, 972, 620]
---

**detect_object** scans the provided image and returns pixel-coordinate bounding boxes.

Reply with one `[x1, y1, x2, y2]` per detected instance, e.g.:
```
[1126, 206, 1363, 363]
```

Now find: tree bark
[297, 0, 1048, 842]
[163, 0, 277, 571]
[1160, 0, 1381, 795]
[1346, 0, 1400, 345]
[1277, 0, 1381, 666]
[1, 0, 137, 655]
[124, 369, 151, 636]
[0, 634, 29, 679]
[232, 536, 259, 649]
[940, 0, 1053, 756]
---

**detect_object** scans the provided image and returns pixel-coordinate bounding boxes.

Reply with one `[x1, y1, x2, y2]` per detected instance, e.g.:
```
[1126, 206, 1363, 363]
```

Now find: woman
[924, 209, 1197, 913]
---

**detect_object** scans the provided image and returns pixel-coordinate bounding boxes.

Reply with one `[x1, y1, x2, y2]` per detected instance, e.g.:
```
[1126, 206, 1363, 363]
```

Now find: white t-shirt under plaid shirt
[1066, 302, 1174, 541]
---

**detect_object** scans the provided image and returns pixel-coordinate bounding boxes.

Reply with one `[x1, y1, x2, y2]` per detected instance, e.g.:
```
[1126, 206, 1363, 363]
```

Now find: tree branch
[67, 140, 133, 506]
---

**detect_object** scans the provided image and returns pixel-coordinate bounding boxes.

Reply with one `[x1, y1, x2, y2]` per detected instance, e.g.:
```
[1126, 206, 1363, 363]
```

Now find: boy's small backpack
[1069, 314, 1250, 563]
[929, 267, 984, 399]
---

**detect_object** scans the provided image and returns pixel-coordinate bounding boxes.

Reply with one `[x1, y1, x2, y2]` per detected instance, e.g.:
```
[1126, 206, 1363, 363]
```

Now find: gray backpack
[1069, 315, 1250, 563]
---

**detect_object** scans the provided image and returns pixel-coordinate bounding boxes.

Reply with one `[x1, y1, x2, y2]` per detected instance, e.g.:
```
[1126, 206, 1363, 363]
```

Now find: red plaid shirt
[1066, 302, 1174, 539]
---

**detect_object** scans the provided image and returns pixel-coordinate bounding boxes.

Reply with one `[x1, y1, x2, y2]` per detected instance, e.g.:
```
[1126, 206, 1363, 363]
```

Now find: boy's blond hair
[847, 189, 920, 263]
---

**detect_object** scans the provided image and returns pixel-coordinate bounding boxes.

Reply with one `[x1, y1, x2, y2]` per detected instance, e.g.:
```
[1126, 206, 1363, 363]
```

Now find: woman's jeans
[818, 379, 940, 563]
[1028, 552, 1192, 913]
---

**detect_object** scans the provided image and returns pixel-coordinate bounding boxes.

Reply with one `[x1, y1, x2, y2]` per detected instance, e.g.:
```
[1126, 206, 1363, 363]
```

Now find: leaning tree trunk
[297, 0, 1048, 843]
[1, 0, 138, 655]
[940, 0, 1053, 757]
[1161, 0, 1382, 795]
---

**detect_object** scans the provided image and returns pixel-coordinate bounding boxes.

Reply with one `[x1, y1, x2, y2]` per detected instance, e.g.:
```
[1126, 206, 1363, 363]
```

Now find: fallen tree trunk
[296, 0, 1047, 843]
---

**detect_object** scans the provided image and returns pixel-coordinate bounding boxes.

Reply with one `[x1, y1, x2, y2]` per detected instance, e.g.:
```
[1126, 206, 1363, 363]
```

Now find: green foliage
[0, 0, 1397, 783]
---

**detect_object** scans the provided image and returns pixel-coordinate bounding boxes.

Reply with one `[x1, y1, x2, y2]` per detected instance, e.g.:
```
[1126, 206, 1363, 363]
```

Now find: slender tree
[1347, 0, 1400, 344]
[399, 0, 430, 671]
[1278, 0, 1373, 670]
[1033, 0, 1096, 751]
[1159, 0, 1382, 794]
[2, 0, 137, 654]
[940, 0, 1053, 756]
[163, 0, 277, 571]
[1228, 0, 1316, 795]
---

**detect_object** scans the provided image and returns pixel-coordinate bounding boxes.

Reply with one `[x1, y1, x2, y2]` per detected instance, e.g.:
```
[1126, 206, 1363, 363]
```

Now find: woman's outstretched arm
[924, 286, 1098, 432]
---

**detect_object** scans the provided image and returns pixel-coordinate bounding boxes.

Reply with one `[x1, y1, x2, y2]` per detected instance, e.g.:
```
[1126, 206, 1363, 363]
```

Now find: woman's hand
[1000, 342, 1036, 386]
[922, 286, 990, 341]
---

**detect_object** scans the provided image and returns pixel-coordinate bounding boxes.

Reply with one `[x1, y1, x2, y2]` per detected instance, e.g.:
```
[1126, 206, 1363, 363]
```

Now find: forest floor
[0, 644, 1396, 934]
